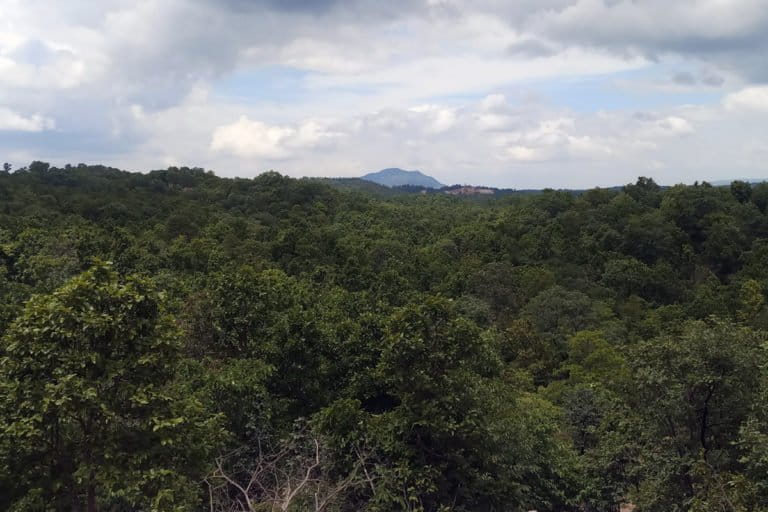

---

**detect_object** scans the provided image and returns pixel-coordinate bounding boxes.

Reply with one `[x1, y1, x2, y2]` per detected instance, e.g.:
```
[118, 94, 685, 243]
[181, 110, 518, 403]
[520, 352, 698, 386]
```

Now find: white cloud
[210, 116, 344, 159]
[480, 94, 508, 111]
[661, 116, 694, 136]
[409, 105, 458, 133]
[507, 145, 541, 162]
[476, 93, 523, 131]
[725, 87, 768, 112]
[496, 116, 613, 163]
[0, 107, 54, 132]
[294, 119, 345, 148]
[211, 117, 296, 159]
[305, 50, 647, 107]
[0, 43, 91, 90]
[641, 116, 695, 138]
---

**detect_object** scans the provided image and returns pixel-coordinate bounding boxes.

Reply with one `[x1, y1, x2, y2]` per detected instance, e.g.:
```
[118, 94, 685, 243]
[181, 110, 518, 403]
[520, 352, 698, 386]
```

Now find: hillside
[308, 177, 400, 196]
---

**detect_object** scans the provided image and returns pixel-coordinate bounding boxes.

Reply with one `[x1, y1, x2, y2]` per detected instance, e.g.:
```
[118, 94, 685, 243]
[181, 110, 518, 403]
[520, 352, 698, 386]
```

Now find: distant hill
[361, 168, 444, 188]
[709, 178, 768, 186]
[308, 177, 408, 197]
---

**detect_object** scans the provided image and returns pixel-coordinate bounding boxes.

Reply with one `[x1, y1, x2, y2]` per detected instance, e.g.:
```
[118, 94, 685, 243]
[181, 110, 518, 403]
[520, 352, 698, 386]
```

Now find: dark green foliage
[731, 180, 753, 203]
[1, 163, 768, 510]
[628, 320, 766, 511]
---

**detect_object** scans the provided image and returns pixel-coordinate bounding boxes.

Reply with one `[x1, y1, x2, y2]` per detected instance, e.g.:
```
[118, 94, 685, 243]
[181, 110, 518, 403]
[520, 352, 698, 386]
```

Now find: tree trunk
[87, 477, 97, 512]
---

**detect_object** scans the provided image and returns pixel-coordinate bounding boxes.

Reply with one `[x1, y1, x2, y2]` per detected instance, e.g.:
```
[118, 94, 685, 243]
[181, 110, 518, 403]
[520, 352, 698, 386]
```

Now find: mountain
[361, 168, 444, 188]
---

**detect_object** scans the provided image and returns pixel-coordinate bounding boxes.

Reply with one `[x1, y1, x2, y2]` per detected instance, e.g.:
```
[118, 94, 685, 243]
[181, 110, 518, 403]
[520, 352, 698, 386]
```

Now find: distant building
[444, 186, 495, 196]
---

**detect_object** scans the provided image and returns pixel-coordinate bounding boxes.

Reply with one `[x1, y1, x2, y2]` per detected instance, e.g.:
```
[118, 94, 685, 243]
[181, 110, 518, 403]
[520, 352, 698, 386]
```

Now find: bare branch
[206, 428, 377, 512]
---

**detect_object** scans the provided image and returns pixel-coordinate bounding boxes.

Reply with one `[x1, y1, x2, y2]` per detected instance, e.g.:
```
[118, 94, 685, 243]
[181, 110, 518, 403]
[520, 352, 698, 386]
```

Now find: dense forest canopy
[1, 162, 768, 511]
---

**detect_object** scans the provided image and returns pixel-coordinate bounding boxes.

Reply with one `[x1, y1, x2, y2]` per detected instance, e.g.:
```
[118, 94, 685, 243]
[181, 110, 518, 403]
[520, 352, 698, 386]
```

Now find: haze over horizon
[2, 0, 768, 188]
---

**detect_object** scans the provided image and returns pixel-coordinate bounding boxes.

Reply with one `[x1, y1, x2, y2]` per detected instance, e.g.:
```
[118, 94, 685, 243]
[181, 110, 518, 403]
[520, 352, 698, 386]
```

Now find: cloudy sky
[1, 0, 768, 188]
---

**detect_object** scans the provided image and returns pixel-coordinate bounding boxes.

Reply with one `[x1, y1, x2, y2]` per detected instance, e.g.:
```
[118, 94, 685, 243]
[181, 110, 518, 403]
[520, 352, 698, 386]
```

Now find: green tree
[370, 297, 578, 511]
[0, 264, 222, 511]
[523, 286, 611, 347]
[730, 180, 753, 204]
[629, 320, 766, 511]
[624, 176, 662, 208]
[621, 210, 685, 264]
[750, 182, 768, 213]
[737, 279, 766, 324]
[183, 266, 341, 420]
[371, 296, 503, 510]
[27, 161, 50, 174]
[561, 330, 630, 392]
[736, 348, 768, 511]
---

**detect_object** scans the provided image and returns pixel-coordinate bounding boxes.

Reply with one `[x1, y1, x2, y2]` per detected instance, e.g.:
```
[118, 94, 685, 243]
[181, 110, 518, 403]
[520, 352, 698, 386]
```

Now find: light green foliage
[562, 331, 630, 392]
[737, 279, 765, 324]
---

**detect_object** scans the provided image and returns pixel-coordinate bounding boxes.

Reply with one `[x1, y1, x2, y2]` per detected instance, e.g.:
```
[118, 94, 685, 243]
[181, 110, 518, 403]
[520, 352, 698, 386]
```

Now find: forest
[1, 161, 767, 512]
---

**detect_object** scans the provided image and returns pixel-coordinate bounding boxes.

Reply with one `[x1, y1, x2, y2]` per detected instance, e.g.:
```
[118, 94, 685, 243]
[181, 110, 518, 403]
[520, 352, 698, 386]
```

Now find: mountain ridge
[361, 168, 444, 189]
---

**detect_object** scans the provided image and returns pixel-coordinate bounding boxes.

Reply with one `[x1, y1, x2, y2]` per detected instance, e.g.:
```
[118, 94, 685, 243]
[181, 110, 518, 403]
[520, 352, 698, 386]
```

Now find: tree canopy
[1, 164, 768, 510]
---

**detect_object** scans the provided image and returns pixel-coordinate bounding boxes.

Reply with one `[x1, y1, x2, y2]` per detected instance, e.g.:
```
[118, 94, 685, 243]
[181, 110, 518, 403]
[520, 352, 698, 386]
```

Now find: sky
[1, 0, 768, 188]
